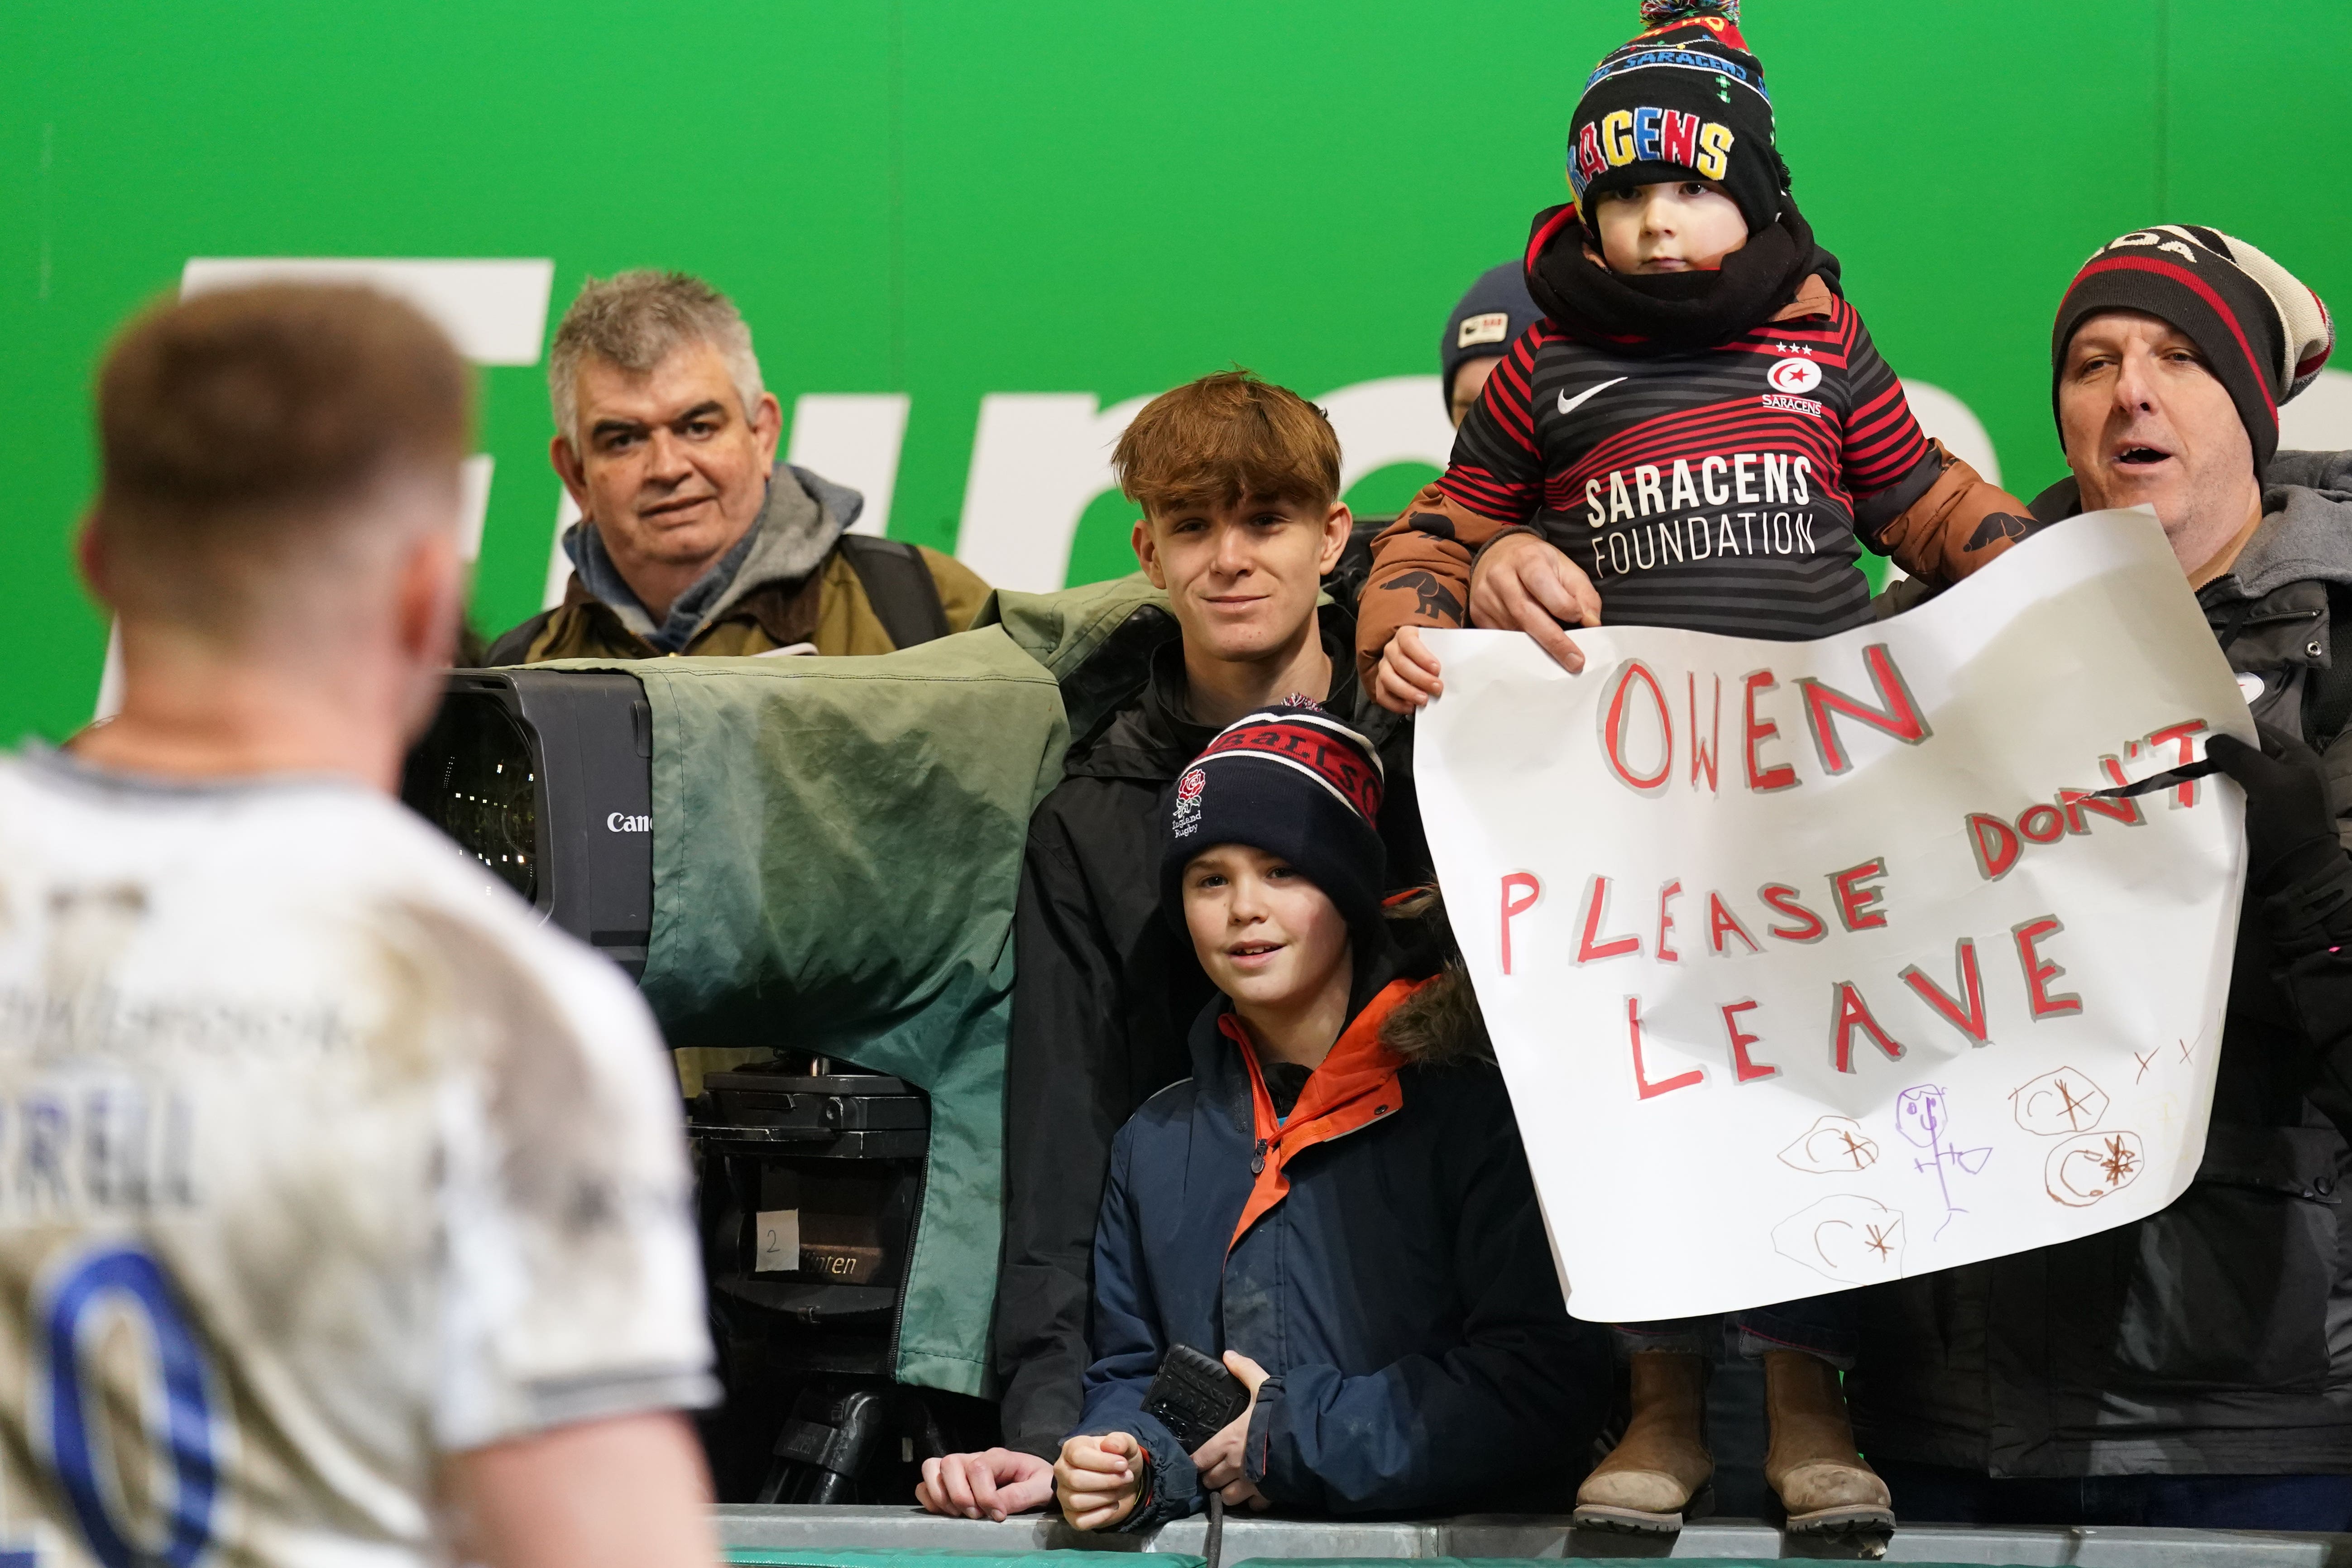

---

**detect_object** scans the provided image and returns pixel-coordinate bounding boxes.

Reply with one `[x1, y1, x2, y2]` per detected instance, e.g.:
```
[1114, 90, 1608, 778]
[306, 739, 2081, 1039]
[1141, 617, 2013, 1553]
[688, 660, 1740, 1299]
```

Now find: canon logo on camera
[606, 813, 650, 833]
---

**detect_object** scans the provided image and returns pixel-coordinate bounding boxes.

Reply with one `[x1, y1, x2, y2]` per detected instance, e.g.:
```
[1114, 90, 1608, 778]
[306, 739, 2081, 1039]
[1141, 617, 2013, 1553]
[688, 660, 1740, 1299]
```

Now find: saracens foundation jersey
[1442, 280, 1935, 640]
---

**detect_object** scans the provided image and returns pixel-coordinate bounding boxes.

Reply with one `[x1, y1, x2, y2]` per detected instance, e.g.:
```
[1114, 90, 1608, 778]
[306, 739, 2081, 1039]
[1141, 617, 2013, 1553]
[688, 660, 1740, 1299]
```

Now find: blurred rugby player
[3, 283, 718, 1568]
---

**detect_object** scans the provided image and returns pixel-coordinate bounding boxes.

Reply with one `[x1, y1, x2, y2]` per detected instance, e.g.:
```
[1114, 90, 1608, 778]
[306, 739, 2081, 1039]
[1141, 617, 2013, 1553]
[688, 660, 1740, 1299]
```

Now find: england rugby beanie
[1566, 0, 1790, 235]
[1441, 262, 1542, 412]
[2052, 225, 2335, 472]
[1160, 703, 1388, 950]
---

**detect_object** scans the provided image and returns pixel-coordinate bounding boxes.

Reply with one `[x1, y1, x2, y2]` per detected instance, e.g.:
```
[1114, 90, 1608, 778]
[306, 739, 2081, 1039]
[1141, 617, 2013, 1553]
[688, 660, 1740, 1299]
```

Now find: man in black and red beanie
[1849, 226, 2352, 1532]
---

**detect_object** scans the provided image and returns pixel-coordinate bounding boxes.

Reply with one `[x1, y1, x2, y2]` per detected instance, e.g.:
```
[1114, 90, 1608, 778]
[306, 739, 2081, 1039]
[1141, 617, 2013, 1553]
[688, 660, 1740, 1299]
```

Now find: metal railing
[715, 1504, 2352, 1564]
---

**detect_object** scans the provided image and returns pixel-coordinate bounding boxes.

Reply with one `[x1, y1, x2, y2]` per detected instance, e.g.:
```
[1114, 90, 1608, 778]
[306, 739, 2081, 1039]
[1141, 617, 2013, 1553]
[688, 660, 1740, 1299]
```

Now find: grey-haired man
[487, 270, 987, 664]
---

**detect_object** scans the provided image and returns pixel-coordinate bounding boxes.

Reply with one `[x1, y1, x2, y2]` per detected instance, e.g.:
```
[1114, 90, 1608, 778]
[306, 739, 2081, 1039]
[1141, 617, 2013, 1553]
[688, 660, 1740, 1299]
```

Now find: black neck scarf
[1526, 200, 1842, 355]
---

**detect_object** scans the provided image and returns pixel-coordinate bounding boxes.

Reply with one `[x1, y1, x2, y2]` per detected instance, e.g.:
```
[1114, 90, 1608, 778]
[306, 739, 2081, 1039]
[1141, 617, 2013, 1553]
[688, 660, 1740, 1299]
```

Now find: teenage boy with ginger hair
[921, 373, 1423, 1519]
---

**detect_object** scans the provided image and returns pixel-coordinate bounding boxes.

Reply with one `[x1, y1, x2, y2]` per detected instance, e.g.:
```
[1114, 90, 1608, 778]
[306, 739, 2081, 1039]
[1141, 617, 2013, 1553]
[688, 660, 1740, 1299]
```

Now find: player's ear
[76, 513, 115, 609]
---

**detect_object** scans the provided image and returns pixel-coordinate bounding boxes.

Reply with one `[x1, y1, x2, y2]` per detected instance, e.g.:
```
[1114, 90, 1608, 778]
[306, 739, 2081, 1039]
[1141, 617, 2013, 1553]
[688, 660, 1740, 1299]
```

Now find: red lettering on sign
[1827, 980, 1907, 1073]
[1576, 875, 1642, 964]
[1900, 938, 1991, 1047]
[1967, 813, 2020, 881]
[1602, 661, 1673, 794]
[1689, 672, 1721, 794]
[2017, 803, 2065, 844]
[2013, 915, 2083, 1019]
[1720, 997, 1777, 1083]
[1829, 858, 1892, 932]
[1657, 879, 1683, 964]
[1706, 891, 1761, 955]
[1742, 670, 1799, 792]
[1628, 995, 1705, 1099]
[2148, 719, 2209, 808]
[1499, 872, 1542, 976]
[2148, 719, 2208, 763]
[1796, 644, 1933, 776]
[2060, 785, 2143, 834]
[1758, 882, 1826, 943]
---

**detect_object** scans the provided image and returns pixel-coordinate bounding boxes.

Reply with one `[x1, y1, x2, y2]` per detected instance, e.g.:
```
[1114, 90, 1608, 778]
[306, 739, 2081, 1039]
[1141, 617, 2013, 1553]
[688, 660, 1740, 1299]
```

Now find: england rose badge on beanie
[1566, 0, 1790, 235]
[1161, 704, 1387, 947]
[2052, 225, 2335, 471]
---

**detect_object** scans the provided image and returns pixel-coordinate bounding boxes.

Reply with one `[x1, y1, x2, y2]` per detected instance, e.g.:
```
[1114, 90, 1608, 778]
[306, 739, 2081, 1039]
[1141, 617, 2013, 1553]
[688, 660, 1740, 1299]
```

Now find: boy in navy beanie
[1053, 705, 1609, 1530]
[1360, 0, 2036, 723]
[1157, 704, 1389, 953]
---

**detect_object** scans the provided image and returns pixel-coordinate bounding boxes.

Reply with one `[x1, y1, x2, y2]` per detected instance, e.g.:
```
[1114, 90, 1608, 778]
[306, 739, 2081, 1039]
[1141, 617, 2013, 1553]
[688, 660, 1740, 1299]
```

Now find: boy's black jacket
[1068, 958, 1611, 1523]
[990, 603, 1427, 1459]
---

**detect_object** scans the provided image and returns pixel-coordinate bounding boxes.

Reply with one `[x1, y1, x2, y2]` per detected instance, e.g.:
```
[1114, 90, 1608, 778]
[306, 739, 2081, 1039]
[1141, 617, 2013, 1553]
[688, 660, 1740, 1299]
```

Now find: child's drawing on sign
[1896, 1084, 1991, 1238]
[2010, 1066, 2110, 1136]
[2046, 1130, 2145, 1205]
[1778, 1115, 1881, 1175]
[1771, 1194, 1906, 1284]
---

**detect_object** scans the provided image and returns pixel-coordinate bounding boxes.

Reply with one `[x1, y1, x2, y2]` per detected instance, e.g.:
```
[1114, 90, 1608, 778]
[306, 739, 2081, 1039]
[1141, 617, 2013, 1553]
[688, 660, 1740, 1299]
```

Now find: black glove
[2207, 724, 2347, 894]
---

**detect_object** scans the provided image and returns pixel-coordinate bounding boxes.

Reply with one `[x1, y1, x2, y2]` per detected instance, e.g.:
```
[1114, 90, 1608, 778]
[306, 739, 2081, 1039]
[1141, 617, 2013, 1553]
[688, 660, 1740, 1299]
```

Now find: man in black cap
[1440, 263, 1543, 430]
[1849, 225, 2352, 1530]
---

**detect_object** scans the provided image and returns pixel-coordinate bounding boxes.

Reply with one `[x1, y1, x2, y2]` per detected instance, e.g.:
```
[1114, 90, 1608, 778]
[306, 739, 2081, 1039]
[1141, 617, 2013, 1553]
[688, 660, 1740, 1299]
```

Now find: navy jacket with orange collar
[1068, 958, 1610, 1524]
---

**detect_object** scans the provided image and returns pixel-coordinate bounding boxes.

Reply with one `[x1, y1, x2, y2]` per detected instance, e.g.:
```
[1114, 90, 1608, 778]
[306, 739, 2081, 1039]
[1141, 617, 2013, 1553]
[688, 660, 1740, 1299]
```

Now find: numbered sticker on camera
[754, 1209, 801, 1273]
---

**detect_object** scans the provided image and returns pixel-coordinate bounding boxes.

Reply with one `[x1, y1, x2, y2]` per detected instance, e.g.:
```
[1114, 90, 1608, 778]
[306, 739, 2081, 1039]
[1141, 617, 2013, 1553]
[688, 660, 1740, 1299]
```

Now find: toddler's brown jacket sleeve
[1353, 486, 1519, 685]
[1870, 439, 2044, 587]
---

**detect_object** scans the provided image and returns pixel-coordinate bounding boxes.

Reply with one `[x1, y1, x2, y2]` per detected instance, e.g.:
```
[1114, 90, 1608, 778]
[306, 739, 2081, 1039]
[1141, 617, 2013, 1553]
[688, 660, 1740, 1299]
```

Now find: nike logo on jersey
[1557, 377, 1627, 417]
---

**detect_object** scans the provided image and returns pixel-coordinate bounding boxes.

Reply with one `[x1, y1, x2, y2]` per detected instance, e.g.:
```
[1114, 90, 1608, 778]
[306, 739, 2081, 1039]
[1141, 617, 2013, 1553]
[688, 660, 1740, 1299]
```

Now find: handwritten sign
[1413, 510, 2249, 1322]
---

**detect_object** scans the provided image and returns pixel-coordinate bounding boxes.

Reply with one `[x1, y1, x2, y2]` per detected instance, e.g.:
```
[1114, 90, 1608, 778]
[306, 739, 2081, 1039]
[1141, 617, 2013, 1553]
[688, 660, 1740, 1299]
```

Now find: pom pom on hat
[1639, 0, 1740, 24]
[2218, 229, 2336, 400]
[1570, 0, 1784, 232]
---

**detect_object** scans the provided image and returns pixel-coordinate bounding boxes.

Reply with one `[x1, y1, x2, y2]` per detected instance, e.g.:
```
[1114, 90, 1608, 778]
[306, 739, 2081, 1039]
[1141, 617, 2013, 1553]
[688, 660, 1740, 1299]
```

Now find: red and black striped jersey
[1443, 291, 1937, 640]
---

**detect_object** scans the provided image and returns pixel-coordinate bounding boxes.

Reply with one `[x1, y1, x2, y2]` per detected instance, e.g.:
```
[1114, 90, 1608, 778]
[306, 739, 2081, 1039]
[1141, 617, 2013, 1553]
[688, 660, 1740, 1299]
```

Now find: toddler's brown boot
[1762, 1348, 1896, 1543]
[1571, 1351, 1714, 1534]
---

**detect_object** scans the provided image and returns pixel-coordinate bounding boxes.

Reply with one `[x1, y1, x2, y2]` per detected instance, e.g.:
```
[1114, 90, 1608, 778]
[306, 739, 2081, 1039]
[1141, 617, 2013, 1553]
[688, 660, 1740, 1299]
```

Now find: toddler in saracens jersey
[1360, 0, 2037, 719]
[1356, 0, 2038, 1546]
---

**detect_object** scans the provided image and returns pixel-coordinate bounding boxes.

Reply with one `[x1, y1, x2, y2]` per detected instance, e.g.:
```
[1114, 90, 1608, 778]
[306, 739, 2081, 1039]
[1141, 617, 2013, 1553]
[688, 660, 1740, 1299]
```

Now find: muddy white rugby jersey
[0, 751, 712, 1568]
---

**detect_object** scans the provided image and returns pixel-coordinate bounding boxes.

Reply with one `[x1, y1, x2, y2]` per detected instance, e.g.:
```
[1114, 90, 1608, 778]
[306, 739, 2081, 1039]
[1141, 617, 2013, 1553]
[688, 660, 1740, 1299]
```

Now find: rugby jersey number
[38, 1245, 220, 1568]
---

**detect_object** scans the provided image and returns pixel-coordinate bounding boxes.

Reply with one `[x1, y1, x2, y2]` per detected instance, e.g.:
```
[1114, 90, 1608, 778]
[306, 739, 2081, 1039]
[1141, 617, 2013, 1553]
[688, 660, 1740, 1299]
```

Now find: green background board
[6, 1, 2347, 741]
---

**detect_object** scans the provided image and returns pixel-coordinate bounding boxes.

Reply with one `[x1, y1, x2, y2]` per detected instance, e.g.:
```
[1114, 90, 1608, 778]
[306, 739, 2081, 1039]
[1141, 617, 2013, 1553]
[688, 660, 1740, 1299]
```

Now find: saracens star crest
[1766, 355, 1823, 395]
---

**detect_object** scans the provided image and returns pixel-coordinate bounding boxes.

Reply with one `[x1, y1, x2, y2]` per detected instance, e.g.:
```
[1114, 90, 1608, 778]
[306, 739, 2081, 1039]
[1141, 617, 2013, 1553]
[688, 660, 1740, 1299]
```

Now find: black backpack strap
[480, 609, 556, 668]
[838, 534, 952, 649]
[2311, 582, 2352, 747]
